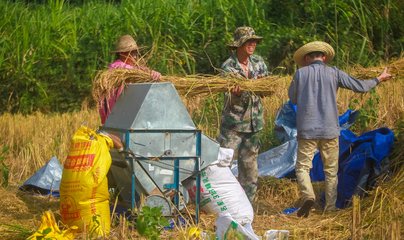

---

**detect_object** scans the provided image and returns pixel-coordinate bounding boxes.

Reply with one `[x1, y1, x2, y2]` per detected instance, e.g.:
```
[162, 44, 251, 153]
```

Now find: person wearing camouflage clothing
[218, 26, 269, 203]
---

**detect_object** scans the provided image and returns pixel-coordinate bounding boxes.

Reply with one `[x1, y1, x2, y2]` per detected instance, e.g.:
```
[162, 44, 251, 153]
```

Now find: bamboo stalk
[389, 220, 400, 240]
[351, 196, 362, 240]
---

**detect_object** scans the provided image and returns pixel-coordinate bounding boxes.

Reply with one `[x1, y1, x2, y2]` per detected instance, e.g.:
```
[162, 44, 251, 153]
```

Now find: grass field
[0, 61, 403, 239]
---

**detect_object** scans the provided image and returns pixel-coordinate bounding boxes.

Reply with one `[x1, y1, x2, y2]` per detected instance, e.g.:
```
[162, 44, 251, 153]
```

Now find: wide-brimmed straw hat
[293, 41, 335, 67]
[228, 26, 263, 49]
[111, 35, 144, 53]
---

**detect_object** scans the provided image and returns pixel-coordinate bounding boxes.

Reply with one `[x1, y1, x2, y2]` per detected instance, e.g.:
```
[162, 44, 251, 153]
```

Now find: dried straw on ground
[92, 69, 287, 104]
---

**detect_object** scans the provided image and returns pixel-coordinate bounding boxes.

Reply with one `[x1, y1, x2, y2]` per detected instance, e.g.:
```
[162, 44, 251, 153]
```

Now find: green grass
[0, 0, 402, 114]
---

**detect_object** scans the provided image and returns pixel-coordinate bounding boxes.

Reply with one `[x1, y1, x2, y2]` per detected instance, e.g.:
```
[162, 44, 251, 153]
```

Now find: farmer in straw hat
[99, 34, 161, 124]
[218, 26, 269, 203]
[288, 41, 392, 217]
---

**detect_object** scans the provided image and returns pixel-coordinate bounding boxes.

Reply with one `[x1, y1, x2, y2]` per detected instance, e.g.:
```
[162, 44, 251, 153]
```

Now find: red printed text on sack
[64, 154, 95, 170]
[69, 141, 92, 153]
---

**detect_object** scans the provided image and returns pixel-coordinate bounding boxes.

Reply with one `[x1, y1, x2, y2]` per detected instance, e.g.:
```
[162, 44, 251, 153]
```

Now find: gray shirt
[288, 61, 379, 139]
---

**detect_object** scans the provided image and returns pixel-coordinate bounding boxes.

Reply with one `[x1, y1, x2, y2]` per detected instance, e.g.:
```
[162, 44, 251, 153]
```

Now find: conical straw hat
[293, 41, 335, 67]
[111, 35, 144, 53]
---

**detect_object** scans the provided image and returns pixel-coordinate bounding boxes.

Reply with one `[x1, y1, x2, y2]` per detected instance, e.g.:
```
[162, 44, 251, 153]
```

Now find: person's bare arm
[108, 133, 124, 151]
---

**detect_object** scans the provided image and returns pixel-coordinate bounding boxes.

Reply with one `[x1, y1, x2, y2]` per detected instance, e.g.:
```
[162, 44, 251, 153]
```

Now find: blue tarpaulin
[19, 156, 62, 197]
[310, 127, 394, 208]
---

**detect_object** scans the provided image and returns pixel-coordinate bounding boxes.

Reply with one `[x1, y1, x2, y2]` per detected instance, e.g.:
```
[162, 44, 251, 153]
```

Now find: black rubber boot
[297, 199, 315, 218]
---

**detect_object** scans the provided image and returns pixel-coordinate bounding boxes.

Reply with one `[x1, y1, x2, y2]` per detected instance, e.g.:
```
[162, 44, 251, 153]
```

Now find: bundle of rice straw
[92, 68, 286, 103]
[349, 58, 404, 79]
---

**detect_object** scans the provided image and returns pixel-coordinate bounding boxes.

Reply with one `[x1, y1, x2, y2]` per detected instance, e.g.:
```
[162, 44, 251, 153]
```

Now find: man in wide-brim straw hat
[293, 41, 335, 67]
[217, 26, 269, 204]
[98, 34, 161, 125]
[288, 41, 392, 218]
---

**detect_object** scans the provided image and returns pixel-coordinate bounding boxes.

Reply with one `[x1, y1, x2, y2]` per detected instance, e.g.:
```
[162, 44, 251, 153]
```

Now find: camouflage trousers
[217, 128, 260, 203]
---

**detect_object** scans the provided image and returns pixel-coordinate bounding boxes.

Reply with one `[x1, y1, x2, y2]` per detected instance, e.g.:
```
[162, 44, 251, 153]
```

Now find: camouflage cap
[228, 26, 263, 49]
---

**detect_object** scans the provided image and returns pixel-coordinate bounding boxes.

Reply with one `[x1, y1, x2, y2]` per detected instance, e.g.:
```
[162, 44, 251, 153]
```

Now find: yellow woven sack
[27, 211, 77, 240]
[60, 126, 113, 237]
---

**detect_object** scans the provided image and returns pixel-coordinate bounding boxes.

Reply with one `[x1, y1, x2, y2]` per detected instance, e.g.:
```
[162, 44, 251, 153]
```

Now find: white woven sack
[186, 163, 253, 224]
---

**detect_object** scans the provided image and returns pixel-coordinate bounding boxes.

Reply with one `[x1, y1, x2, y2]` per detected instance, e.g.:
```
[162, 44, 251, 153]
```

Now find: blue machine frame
[121, 128, 202, 223]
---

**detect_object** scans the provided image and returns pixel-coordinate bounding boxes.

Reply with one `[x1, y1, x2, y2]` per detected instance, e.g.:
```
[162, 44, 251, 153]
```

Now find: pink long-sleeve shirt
[99, 59, 133, 124]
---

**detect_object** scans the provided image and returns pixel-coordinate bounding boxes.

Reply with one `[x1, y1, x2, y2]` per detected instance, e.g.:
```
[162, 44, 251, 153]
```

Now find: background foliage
[0, 0, 403, 113]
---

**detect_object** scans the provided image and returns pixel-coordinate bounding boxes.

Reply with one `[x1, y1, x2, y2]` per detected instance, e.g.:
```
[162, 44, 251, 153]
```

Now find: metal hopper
[102, 82, 220, 219]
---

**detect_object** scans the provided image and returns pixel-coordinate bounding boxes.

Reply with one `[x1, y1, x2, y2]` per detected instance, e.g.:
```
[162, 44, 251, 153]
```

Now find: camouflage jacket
[220, 53, 269, 132]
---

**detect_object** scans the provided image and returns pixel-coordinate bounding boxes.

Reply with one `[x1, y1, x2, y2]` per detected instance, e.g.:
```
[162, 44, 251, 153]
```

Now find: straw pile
[92, 69, 287, 104]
